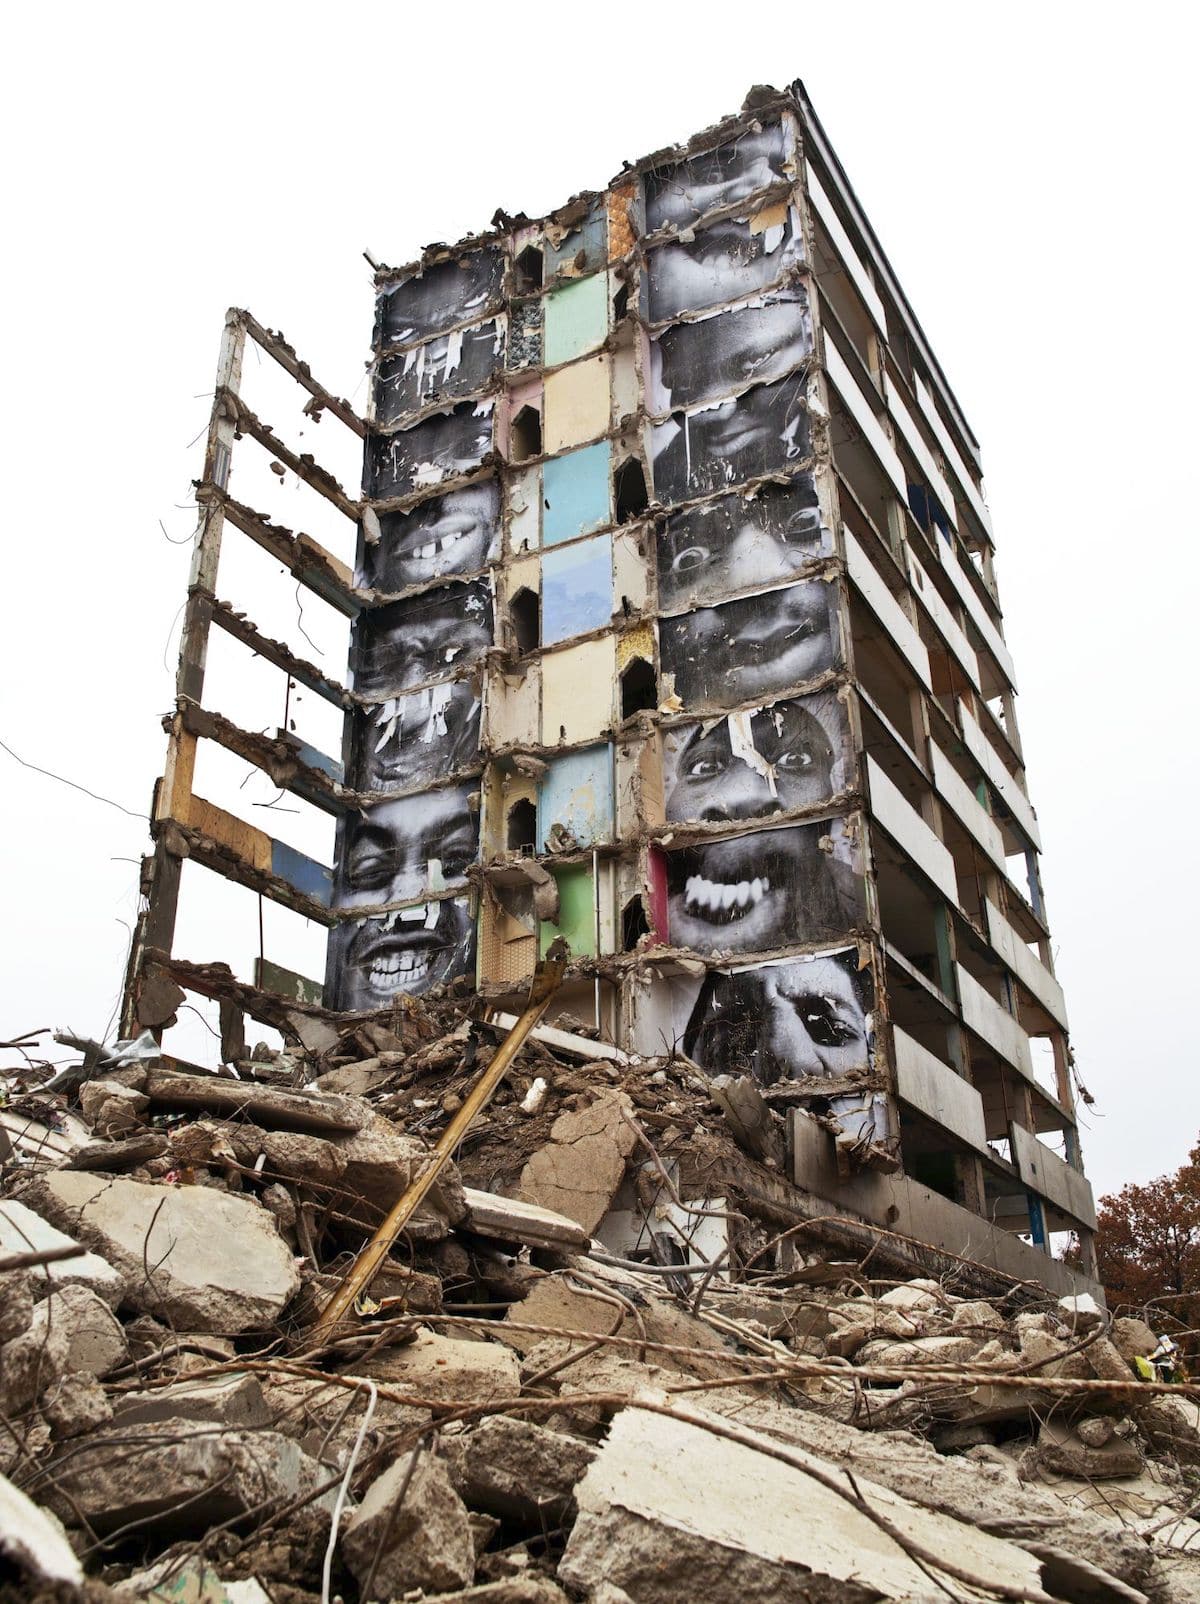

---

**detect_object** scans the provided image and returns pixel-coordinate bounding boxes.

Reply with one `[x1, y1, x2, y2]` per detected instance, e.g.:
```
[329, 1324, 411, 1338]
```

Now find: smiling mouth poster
[326, 107, 874, 1103]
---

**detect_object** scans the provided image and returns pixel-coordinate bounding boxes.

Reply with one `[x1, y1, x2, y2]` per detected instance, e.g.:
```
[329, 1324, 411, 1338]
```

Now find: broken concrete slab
[462, 1185, 591, 1251]
[30, 1282, 128, 1378]
[0, 1105, 91, 1163]
[49, 1422, 335, 1537]
[856, 1333, 982, 1367]
[517, 1087, 638, 1233]
[877, 1282, 942, 1312]
[342, 1450, 475, 1599]
[710, 1073, 785, 1165]
[1026, 1544, 1152, 1604]
[144, 1066, 367, 1132]
[0, 1469, 83, 1588]
[502, 1274, 622, 1356]
[0, 1197, 125, 1307]
[560, 1401, 1045, 1603]
[110, 1372, 272, 1431]
[358, 1326, 521, 1403]
[441, 1415, 595, 1522]
[1035, 1419, 1144, 1481]
[489, 1013, 631, 1065]
[314, 1057, 391, 1097]
[65, 1130, 170, 1171]
[23, 1172, 300, 1334]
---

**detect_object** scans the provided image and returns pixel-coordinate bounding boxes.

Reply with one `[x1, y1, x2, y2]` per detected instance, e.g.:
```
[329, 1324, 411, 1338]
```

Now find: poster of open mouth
[358, 480, 500, 593]
[664, 814, 864, 956]
[355, 680, 482, 795]
[327, 896, 476, 1009]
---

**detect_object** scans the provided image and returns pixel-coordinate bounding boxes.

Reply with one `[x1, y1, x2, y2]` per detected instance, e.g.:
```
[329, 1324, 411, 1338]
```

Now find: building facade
[130, 83, 1097, 1285]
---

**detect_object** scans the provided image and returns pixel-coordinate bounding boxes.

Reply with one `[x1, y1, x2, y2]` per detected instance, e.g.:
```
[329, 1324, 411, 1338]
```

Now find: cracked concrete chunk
[442, 1415, 596, 1521]
[1035, 1419, 1144, 1481]
[49, 1422, 334, 1537]
[343, 1450, 474, 1599]
[43, 1372, 113, 1438]
[358, 1326, 521, 1402]
[856, 1333, 982, 1367]
[24, 1172, 301, 1334]
[517, 1087, 638, 1233]
[1111, 1317, 1158, 1365]
[31, 1282, 127, 1378]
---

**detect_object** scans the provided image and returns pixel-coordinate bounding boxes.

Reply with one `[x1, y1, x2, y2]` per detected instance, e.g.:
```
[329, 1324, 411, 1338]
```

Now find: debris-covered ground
[2, 996, 1199, 1604]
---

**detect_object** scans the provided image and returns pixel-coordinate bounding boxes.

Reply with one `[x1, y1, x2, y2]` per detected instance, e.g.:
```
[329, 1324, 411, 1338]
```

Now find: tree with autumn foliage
[1091, 1138, 1200, 1361]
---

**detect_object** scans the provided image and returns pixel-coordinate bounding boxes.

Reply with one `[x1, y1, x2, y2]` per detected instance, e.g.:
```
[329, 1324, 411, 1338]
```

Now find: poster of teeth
[327, 897, 476, 1009]
[644, 206, 805, 324]
[646, 290, 812, 417]
[355, 680, 482, 795]
[656, 474, 830, 611]
[659, 575, 840, 709]
[373, 319, 504, 429]
[643, 121, 792, 235]
[664, 814, 864, 956]
[367, 400, 494, 501]
[358, 482, 500, 592]
[327, 782, 479, 1006]
[354, 579, 492, 700]
[650, 369, 810, 506]
[661, 691, 851, 824]
[374, 248, 505, 349]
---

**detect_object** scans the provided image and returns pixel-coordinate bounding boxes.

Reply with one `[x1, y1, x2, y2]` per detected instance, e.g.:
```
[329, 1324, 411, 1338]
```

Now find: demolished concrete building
[118, 77, 1096, 1299]
[18, 76, 1192, 1604]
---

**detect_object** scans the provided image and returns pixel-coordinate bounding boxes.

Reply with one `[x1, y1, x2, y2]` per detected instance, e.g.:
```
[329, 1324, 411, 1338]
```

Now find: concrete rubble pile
[2, 999, 1199, 1604]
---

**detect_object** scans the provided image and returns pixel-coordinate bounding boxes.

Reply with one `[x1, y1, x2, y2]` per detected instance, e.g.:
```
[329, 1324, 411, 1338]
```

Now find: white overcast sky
[2, 2, 1195, 1201]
